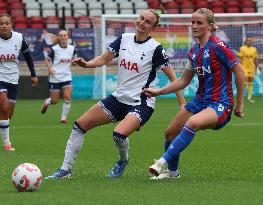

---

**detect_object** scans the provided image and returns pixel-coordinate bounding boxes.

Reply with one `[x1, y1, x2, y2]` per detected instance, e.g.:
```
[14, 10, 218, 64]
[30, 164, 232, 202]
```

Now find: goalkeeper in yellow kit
[238, 37, 259, 103]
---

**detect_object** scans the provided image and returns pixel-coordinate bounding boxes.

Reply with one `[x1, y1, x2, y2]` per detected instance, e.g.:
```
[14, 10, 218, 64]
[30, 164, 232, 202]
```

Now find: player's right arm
[143, 69, 194, 97]
[73, 35, 122, 68]
[72, 51, 115, 68]
[45, 48, 55, 75]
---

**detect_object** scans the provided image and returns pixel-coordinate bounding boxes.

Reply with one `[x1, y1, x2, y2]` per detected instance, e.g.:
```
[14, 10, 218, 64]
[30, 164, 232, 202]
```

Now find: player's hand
[234, 103, 244, 118]
[49, 67, 56, 75]
[179, 103, 186, 110]
[31, 77, 38, 87]
[142, 88, 161, 97]
[72, 58, 87, 68]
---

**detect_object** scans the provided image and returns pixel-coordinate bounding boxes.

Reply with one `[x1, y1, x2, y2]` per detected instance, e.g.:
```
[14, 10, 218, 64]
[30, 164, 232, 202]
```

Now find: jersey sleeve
[214, 42, 238, 69]
[185, 59, 194, 71]
[73, 48, 77, 58]
[152, 45, 170, 70]
[21, 38, 37, 77]
[21, 38, 30, 53]
[107, 35, 122, 57]
[47, 48, 55, 62]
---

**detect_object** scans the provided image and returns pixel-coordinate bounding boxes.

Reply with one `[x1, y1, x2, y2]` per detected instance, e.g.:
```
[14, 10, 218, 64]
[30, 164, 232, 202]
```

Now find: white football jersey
[108, 33, 170, 108]
[0, 31, 23, 84]
[48, 44, 76, 83]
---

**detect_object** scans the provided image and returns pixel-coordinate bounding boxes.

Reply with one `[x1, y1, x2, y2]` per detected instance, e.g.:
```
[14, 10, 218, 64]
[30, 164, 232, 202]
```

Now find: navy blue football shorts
[98, 95, 154, 126]
[49, 80, 72, 91]
[185, 97, 232, 130]
[0, 81, 18, 103]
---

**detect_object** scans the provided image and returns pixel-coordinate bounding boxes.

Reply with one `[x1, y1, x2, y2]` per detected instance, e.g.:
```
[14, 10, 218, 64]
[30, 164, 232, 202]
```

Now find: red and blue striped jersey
[187, 35, 238, 108]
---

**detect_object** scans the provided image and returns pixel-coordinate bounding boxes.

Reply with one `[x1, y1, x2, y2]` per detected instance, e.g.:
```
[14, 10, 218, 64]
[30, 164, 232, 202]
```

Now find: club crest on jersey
[120, 59, 139, 73]
[204, 50, 209, 58]
[194, 66, 211, 75]
[0, 54, 16, 61]
[140, 52, 145, 60]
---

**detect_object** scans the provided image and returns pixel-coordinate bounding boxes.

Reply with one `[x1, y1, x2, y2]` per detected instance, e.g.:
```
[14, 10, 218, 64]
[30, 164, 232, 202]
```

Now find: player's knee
[113, 131, 128, 141]
[164, 129, 174, 141]
[164, 126, 181, 141]
[73, 121, 87, 134]
[0, 106, 9, 118]
[185, 118, 199, 131]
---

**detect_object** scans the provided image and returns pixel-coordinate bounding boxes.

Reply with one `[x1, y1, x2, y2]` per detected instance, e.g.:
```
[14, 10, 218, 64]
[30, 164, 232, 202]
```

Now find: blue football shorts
[0, 81, 18, 103]
[98, 95, 154, 126]
[49, 81, 72, 91]
[185, 97, 233, 130]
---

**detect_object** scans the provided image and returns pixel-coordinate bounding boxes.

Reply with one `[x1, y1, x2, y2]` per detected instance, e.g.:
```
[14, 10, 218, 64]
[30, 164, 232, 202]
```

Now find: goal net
[93, 13, 263, 98]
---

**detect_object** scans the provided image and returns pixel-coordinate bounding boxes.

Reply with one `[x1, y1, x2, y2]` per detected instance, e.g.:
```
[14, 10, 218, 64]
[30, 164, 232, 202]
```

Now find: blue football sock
[163, 125, 196, 163]
[164, 140, 180, 171]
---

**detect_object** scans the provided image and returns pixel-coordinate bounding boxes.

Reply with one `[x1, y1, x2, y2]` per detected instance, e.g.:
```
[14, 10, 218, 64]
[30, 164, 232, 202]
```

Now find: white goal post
[99, 13, 263, 98]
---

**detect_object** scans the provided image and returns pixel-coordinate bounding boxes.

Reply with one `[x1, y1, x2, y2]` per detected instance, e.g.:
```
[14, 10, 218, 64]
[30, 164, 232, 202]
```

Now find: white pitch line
[12, 122, 263, 129]
[229, 122, 263, 126]
[13, 125, 71, 129]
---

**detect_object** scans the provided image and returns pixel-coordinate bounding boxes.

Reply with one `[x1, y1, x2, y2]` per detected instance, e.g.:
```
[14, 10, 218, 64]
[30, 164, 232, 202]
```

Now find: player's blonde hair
[52, 30, 68, 45]
[148, 9, 160, 27]
[195, 8, 219, 32]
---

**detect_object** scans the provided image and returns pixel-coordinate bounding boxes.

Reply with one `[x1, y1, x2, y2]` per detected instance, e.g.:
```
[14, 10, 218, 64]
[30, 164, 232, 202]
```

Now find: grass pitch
[0, 97, 263, 205]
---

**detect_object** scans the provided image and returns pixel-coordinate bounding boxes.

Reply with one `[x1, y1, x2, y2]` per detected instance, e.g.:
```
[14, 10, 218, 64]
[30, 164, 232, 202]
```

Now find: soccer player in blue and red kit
[143, 8, 245, 179]
[46, 9, 186, 179]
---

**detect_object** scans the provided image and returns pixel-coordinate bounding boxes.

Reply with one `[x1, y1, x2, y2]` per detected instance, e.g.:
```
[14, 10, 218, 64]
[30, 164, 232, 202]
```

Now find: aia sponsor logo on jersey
[0, 54, 16, 61]
[120, 59, 139, 73]
[60, 58, 71, 63]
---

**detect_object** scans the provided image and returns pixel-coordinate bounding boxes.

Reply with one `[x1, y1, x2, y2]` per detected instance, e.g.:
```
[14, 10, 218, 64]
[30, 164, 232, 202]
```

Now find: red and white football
[12, 163, 42, 192]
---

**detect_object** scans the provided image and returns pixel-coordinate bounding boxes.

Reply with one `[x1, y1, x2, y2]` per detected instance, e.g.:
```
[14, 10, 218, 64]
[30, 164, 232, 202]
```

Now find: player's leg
[0, 91, 13, 151]
[41, 82, 60, 113]
[46, 99, 113, 179]
[8, 102, 15, 119]
[149, 107, 218, 176]
[108, 104, 153, 178]
[0, 82, 18, 151]
[150, 100, 232, 176]
[153, 108, 193, 179]
[60, 82, 72, 123]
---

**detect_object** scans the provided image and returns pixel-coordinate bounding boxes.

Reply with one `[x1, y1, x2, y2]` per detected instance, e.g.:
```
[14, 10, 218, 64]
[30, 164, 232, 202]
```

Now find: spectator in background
[238, 37, 258, 103]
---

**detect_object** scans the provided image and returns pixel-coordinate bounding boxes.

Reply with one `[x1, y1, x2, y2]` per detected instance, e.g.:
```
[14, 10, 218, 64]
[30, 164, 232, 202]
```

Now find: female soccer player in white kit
[0, 14, 38, 151]
[46, 9, 186, 179]
[40, 30, 76, 123]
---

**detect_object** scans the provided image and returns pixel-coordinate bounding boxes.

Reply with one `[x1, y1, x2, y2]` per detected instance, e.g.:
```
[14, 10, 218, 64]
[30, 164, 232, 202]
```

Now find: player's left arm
[153, 45, 186, 107]
[232, 63, 245, 118]
[162, 66, 186, 108]
[21, 38, 38, 86]
[71, 48, 78, 65]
